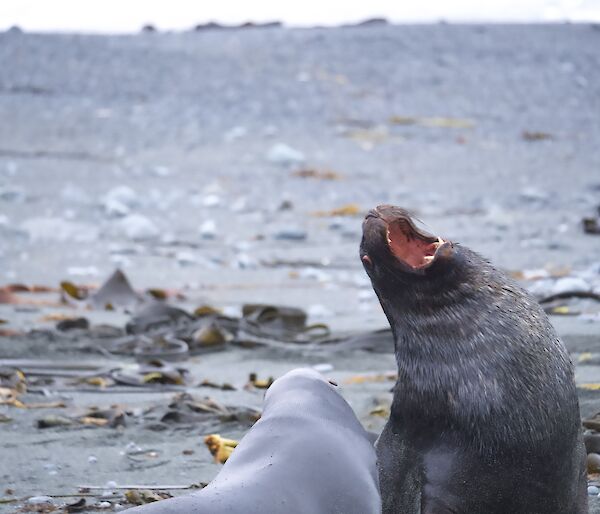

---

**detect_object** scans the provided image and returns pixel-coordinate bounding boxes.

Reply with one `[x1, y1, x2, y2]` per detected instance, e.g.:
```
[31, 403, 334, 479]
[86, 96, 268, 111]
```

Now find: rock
[88, 455, 98, 464]
[67, 266, 100, 277]
[199, 220, 217, 239]
[312, 363, 334, 372]
[203, 195, 221, 208]
[27, 496, 54, 505]
[298, 267, 331, 282]
[266, 143, 306, 165]
[585, 433, 600, 454]
[152, 165, 171, 177]
[519, 187, 549, 203]
[552, 277, 591, 295]
[102, 185, 139, 217]
[115, 214, 159, 240]
[234, 253, 257, 269]
[307, 304, 333, 318]
[588, 485, 600, 496]
[588, 453, 600, 473]
[176, 251, 197, 266]
[0, 186, 26, 202]
[223, 126, 247, 142]
[273, 228, 307, 241]
[56, 317, 89, 331]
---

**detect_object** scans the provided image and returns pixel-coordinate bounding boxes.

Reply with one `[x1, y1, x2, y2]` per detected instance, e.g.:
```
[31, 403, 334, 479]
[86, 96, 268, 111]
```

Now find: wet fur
[361, 211, 587, 514]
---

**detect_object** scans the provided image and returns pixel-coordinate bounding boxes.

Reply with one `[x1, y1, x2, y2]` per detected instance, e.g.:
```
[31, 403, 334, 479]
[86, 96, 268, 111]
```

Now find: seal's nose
[365, 208, 380, 220]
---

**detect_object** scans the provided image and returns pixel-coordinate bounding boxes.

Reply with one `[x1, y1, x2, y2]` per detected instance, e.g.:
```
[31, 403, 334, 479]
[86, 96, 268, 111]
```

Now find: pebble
[312, 363, 334, 372]
[519, 187, 549, 203]
[102, 185, 139, 217]
[176, 251, 197, 266]
[88, 455, 98, 464]
[97, 501, 112, 509]
[586, 433, 600, 454]
[297, 267, 331, 282]
[308, 304, 333, 318]
[0, 186, 26, 202]
[223, 126, 247, 142]
[266, 143, 305, 165]
[273, 228, 307, 241]
[552, 277, 591, 295]
[234, 253, 258, 269]
[152, 165, 171, 177]
[67, 265, 100, 277]
[199, 219, 217, 239]
[588, 452, 600, 473]
[588, 485, 600, 496]
[202, 194, 221, 208]
[27, 496, 54, 505]
[115, 214, 159, 240]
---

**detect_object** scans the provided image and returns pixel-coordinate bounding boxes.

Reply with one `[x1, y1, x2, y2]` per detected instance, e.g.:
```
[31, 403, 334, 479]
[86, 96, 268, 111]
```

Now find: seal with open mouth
[360, 205, 587, 514]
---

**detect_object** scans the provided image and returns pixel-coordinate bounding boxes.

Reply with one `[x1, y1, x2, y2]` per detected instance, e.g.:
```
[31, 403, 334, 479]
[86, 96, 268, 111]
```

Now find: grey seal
[123, 368, 381, 513]
[360, 204, 587, 514]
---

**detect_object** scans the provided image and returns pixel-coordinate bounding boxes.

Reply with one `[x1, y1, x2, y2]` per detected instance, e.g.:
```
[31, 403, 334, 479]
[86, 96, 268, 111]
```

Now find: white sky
[1, 0, 599, 33]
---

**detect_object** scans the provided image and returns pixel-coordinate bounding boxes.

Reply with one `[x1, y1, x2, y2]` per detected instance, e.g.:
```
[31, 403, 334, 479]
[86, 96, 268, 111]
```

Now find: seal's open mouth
[386, 218, 444, 269]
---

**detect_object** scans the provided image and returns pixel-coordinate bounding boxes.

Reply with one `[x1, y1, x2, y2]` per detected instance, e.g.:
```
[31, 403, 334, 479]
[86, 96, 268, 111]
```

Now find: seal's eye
[362, 255, 373, 268]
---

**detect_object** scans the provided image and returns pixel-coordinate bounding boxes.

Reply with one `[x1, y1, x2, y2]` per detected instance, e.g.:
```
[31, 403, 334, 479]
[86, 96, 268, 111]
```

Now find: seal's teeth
[423, 256, 434, 263]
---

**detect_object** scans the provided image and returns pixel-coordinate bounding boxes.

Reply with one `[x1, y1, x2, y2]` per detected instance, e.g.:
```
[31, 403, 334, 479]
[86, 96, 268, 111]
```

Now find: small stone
[585, 433, 600, 454]
[56, 317, 89, 331]
[102, 186, 139, 217]
[588, 485, 600, 496]
[27, 496, 54, 505]
[200, 220, 217, 239]
[307, 304, 332, 318]
[266, 143, 305, 165]
[587, 453, 600, 473]
[234, 253, 257, 269]
[298, 267, 331, 282]
[115, 214, 159, 240]
[97, 501, 112, 508]
[203, 195, 221, 208]
[519, 187, 549, 203]
[176, 251, 197, 266]
[67, 266, 99, 277]
[273, 228, 307, 241]
[223, 126, 247, 142]
[552, 277, 591, 295]
[104, 480, 118, 489]
[88, 455, 98, 464]
[0, 186, 26, 202]
[152, 165, 171, 177]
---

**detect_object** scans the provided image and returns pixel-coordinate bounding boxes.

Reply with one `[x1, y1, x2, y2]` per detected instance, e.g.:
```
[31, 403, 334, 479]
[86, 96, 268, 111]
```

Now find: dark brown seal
[360, 205, 587, 514]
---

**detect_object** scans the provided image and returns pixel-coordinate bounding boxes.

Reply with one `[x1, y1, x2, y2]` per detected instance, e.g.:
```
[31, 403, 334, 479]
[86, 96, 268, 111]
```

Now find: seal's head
[360, 205, 453, 281]
[359, 204, 474, 332]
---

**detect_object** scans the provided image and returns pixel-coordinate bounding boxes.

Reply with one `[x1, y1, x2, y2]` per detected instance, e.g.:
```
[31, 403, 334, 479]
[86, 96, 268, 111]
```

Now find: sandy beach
[0, 22, 599, 512]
